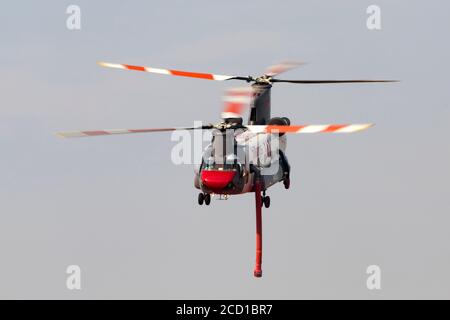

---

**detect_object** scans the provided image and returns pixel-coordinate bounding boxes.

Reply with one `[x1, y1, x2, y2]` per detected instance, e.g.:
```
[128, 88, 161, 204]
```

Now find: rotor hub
[254, 75, 273, 85]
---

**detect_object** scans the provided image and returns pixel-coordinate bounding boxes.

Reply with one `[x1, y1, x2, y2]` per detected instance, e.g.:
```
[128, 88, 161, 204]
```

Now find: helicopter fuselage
[194, 129, 288, 195]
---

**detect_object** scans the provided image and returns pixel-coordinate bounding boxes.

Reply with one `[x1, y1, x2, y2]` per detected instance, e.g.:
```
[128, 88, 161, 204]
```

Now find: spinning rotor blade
[56, 125, 213, 138]
[98, 61, 250, 82]
[247, 124, 373, 134]
[265, 61, 304, 77]
[221, 87, 254, 119]
[98, 61, 397, 85]
[271, 79, 398, 84]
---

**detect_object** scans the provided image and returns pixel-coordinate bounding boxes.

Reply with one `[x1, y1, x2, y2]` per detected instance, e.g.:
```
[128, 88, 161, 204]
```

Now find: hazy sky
[1, 0, 450, 299]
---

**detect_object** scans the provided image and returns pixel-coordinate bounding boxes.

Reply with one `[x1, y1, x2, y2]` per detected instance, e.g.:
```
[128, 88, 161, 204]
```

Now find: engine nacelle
[268, 116, 290, 126]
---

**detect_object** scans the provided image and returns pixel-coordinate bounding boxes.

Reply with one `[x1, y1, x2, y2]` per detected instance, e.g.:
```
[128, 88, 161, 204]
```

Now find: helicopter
[57, 61, 395, 277]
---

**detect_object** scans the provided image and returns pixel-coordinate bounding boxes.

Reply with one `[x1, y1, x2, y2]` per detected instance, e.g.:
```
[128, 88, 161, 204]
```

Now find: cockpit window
[202, 129, 243, 171]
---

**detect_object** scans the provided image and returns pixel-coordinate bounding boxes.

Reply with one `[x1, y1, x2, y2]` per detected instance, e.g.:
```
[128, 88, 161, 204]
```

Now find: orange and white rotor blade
[98, 61, 243, 81]
[265, 61, 305, 77]
[56, 125, 212, 138]
[221, 87, 254, 119]
[247, 124, 374, 134]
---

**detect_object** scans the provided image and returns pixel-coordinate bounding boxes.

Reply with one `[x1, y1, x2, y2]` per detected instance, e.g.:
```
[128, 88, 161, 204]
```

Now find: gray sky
[1, 0, 450, 299]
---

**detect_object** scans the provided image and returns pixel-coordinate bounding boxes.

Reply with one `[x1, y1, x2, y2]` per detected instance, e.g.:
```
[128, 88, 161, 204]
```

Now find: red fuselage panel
[201, 170, 236, 193]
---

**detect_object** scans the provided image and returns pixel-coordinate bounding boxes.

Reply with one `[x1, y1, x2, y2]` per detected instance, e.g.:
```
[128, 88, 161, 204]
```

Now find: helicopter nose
[201, 170, 236, 192]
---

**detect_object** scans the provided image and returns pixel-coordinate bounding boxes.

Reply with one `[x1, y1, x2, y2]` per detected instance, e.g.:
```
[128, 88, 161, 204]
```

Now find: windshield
[202, 130, 243, 171]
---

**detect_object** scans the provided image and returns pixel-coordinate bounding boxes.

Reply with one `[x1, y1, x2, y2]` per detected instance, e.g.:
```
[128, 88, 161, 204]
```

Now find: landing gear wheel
[204, 193, 211, 205]
[263, 196, 270, 208]
[198, 193, 204, 205]
[283, 176, 290, 189]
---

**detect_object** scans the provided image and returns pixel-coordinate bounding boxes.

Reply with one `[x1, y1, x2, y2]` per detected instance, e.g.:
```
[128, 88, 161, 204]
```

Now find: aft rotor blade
[246, 124, 374, 134]
[56, 125, 213, 138]
[271, 79, 398, 84]
[221, 87, 254, 119]
[265, 61, 305, 77]
[98, 61, 251, 82]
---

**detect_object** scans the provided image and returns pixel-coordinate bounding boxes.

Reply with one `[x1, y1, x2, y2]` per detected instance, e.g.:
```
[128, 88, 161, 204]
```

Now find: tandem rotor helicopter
[58, 61, 396, 277]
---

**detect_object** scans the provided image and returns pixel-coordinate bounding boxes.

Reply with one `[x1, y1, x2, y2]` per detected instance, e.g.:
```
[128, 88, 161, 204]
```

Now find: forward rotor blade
[246, 124, 373, 134]
[56, 125, 213, 138]
[265, 61, 304, 77]
[98, 61, 250, 82]
[271, 79, 398, 84]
